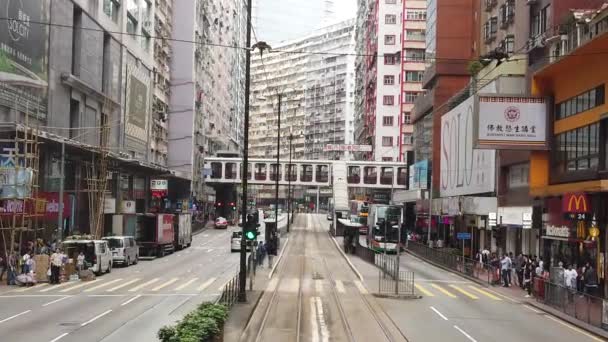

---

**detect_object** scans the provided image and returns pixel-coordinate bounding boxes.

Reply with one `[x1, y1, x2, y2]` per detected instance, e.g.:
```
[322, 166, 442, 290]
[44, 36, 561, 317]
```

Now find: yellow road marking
[60, 280, 100, 293]
[107, 278, 141, 292]
[84, 279, 123, 292]
[129, 278, 160, 292]
[467, 286, 502, 300]
[197, 277, 217, 291]
[431, 284, 457, 298]
[449, 285, 479, 299]
[151, 278, 179, 291]
[415, 284, 434, 296]
[354, 280, 368, 294]
[175, 278, 199, 291]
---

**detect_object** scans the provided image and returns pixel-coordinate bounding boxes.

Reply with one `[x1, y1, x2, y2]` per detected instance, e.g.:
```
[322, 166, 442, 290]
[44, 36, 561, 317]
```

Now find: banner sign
[546, 225, 571, 238]
[151, 179, 168, 198]
[440, 95, 495, 197]
[408, 160, 428, 190]
[323, 144, 372, 152]
[476, 96, 547, 150]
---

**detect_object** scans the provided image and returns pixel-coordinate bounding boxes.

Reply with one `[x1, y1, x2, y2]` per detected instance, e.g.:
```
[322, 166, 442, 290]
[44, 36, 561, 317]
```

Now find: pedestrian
[50, 249, 63, 284]
[77, 251, 85, 273]
[500, 254, 510, 287]
[584, 264, 598, 296]
[267, 237, 276, 269]
[523, 263, 533, 298]
[515, 253, 524, 288]
[7, 251, 18, 285]
[507, 252, 514, 286]
[22, 251, 31, 274]
[0, 255, 5, 283]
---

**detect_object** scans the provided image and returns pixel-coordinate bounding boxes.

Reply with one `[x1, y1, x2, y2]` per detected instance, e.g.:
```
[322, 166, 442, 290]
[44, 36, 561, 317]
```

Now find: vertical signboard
[408, 160, 428, 190]
[440, 95, 495, 197]
[0, 0, 50, 119]
[125, 60, 150, 155]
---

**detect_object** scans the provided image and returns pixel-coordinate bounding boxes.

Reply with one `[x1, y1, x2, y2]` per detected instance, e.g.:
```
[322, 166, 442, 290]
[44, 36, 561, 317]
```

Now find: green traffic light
[245, 231, 256, 240]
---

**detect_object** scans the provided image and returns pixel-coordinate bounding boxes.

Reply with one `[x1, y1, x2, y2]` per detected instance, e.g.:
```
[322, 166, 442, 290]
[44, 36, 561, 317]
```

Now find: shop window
[553, 123, 599, 172]
[555, 85, 605, 119]
[210, 162, 222, 179]
[254, 163, 267, 181]
[225, 163, 237, 179]
[380, 167, 394, 185]
[300, 164, 313, 182]
[348, 166, 361, 184]
[270, 164, 282, 181]
[316, 165, 329, 183]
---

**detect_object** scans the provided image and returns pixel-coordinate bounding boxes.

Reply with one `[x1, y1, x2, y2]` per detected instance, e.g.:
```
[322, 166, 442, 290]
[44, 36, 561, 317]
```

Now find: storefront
[492, 206, 535, 256]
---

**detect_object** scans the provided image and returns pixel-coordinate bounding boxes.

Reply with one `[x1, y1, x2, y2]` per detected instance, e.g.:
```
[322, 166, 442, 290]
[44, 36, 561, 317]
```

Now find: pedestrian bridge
[203, 157, 408, 189]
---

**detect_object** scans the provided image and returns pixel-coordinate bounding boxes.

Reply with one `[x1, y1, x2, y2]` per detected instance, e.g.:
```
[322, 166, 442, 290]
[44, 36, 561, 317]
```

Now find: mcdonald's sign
[562, 193, 590, 219]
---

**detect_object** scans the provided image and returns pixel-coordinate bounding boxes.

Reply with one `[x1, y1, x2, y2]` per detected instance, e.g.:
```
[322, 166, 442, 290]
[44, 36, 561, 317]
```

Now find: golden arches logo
[567, 195, 588, 212]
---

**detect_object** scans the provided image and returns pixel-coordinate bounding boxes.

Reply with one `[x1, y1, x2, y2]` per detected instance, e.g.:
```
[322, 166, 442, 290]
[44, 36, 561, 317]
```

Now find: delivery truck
[174, 213, 192, 250]
[136, 213, 175, 257]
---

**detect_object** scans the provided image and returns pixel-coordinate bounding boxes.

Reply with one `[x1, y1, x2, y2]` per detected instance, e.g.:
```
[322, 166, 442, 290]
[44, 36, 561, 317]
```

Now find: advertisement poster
[0, 0, 49, 119]
[408, 160, 428, 190]
[125, 64, 150, 154]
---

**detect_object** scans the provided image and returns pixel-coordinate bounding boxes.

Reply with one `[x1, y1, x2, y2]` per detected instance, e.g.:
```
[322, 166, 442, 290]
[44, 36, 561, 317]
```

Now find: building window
[554, 123, 599, 172]
[382, 136, 394, 146]
[404, 49, 425, 62]
[385, 0, 396, 3]
[383, 116, 394, 126]
[405, 10, 426, 21]
[555, 85, 605, 119]
[383, 96, 395, 105]
[385, 35, 396, 45]
[382, 157, 393, 161]
[403, 112, 411, 124]
[503, 35, 515, 54]
[403, 91, 420, 103]
[405, 29, 425, 41]
[385, 14, 397, 24]
[103, 0, 120, 22]
[383, 75, 395, 85]
[384, 55, 396, 65]
[405, 70, 424, 82]
[142, 31, 151, 52]
[127, 16, 137, 35]
[402, 133, 413, 145]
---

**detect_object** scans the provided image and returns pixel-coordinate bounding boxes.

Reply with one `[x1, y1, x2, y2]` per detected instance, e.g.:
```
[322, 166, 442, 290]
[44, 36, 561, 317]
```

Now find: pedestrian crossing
[414, 282, 503, 301]
[4, 276, 221, 295]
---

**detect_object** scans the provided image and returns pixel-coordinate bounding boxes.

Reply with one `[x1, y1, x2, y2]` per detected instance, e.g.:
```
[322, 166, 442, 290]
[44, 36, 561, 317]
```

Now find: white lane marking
[335, 280, 345, 294]
[49, 332, 69, 342]
[40, 282, 71, 292]
[315, 280, 324, 294]
[0, 310, 31, 323]
[15, 283, 49, 292]
[197, 277, 217, 291]
[354, 280, 368, 294]
[81, 309, 112, 326]
[310, 298, 320, 342]
[107, 278, 141, 292]
[42, 296, 71, 307]
[430, 306, 448, 321]
[84, 278, 123, 292]
[175, 278, 199, 291]
[152, 278, 179, 291]
[129, 278, 160, 292]
[453, 325, 477, 342]
[203, 234, 209, 237]
[60, 279, 101, 293]
[523, 304, 542, 314]
[207, 249, 214, 253]
[545, 315, 604, 341]
[121, 294, 142, 306]
[315, 297, 329, 342]
[268, 238, 290, 279]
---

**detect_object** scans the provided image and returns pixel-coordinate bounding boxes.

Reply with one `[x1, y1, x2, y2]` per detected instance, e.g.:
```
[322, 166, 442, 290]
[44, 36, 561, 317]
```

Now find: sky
[253, 0, 357, 44]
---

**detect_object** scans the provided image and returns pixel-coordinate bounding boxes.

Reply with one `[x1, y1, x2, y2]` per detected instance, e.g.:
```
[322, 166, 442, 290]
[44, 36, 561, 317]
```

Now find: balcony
[412, 88, 434, 122]
[420, 62, 436, 88]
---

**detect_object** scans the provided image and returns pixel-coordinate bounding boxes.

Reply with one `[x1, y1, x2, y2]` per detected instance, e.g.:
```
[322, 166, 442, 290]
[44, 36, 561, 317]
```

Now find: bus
[349, 200, 369, 234]
[367, 204, 403, 253]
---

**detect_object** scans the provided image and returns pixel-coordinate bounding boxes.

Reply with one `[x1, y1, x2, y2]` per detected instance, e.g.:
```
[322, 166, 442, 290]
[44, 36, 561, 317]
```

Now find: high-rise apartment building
[249, 20, 356, 161]
[354, 0, 426, 162]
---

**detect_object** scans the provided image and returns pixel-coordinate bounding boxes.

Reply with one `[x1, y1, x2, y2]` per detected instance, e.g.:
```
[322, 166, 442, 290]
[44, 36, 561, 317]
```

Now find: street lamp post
[287, 133, 293, 232]
[274, 94, 282, 244]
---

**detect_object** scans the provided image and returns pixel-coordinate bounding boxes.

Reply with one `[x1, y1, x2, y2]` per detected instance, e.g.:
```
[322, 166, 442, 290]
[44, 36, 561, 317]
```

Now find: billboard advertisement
[323, 144, 373, 152]
[408, 160, 428, 190]
[440, 95, 495, 197]
[476, 96, 547, 150]
[0, 0, 49, 119]
[125, 64, 150, 153]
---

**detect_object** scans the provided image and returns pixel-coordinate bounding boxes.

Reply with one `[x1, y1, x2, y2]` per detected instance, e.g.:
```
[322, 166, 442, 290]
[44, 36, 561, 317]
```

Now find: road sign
[457, 232, 471, 240]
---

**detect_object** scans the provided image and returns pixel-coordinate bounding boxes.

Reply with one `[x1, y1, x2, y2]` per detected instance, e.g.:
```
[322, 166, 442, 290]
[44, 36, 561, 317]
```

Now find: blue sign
[408, 160, 429, 190]
[457, 232, 472, 240]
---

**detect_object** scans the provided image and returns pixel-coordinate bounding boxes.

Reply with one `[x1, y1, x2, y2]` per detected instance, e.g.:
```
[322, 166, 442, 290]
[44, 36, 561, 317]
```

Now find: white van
[103, 236, 139, 266]
[62, 240, 113, 275]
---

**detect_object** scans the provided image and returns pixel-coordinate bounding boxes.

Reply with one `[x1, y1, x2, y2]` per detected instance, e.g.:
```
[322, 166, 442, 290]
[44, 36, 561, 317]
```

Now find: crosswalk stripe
[415, 284, 435, 296]
[60, 280, 100, 293]
[449, 285, 479, 299]
[431, 284, 457, 298]
[354, 280, 368, 294]
[129, 278, 160, 292]
[467, 286, 502, 301]
[107, 278, 141, 292]
[197, 277, 217, 291]
[15, 283, 48, 292]
[175, 278, 199, 291]
[40, 282, 72, 292]
[152, 278, 179, 291]
[335, 280, 345, 293]
[84, 279, 123, 292]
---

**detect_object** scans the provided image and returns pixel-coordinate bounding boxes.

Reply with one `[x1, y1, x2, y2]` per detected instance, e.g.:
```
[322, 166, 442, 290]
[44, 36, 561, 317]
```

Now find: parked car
[62, 239, 112, 275]
[215, 217, 229, 229]
[102, 236, 139, 266]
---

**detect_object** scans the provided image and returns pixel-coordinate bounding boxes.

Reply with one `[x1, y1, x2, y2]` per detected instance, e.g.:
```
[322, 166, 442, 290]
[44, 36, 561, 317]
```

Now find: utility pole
[287, 133, 293, 232]
[427, 175, 433, 247]
[238, 0, 253, 303]
[57, 141, 65, 241]
[274, 94, 282, 241]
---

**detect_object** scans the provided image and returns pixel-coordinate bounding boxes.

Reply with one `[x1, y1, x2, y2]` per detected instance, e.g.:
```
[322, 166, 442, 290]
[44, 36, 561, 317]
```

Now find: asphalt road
[240, 213, 408, 342]
[0, 226, 241, 342]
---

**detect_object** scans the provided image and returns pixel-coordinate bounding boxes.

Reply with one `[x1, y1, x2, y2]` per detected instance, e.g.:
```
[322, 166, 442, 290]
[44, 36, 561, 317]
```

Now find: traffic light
[215, 202, 223, 207]
[244, 214, 258, 241]
[230, 202, 236, 211]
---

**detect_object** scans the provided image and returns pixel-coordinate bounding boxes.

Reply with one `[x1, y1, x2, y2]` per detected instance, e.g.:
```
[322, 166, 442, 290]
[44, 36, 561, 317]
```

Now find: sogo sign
[440, 95, 495, 197]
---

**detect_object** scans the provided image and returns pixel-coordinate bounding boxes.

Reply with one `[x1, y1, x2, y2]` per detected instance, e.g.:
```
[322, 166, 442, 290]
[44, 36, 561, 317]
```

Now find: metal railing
[533, 279, 605, 329]
[375, 252, 415, 296]
[355, 238, 376, 263]
[217, 272, 240, 307]
[407, 241, 500, 285]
